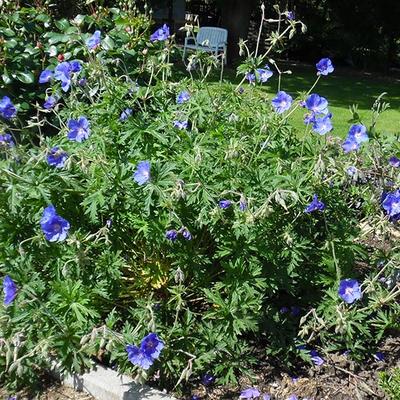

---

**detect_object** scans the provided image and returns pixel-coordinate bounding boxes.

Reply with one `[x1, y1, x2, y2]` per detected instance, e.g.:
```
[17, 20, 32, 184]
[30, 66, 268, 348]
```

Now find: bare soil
[0, 385, 94, 400]
[188, 336, 400, 399]
[2, 337, 399, 399]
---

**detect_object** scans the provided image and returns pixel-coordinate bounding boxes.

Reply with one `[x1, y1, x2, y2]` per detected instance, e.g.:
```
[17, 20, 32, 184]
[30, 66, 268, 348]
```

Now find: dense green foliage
[0, 1, 151, 115]
[0, 3, 400, 397]
[379, 368, 400, 400]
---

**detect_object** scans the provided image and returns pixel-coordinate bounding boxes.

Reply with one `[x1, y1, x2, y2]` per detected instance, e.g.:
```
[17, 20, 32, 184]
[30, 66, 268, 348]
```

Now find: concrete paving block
[62, 364, 177, 400]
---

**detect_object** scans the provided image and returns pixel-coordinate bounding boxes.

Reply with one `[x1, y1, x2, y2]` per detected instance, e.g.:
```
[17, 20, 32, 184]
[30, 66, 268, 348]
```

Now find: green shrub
[0, 3, 400, 397]
[0, 2, 151, 119]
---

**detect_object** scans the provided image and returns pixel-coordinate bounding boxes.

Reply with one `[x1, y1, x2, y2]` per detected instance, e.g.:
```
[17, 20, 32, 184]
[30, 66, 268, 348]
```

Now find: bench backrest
[197, 27, 228, 46]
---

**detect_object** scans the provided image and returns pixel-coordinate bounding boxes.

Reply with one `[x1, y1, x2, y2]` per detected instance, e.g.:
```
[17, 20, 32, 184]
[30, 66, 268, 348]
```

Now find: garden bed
[189, 335, 400, 399]
[1, 2, 400, 400]
[0, 383, 94, 400]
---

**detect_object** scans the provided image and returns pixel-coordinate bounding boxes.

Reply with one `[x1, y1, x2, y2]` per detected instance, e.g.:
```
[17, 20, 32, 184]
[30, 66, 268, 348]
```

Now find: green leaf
[23, 45, 39, 56]
[73, 14, 86, 25]
[16, 72, 35, 84]
[123, 49, 137, 56]
[0, 28, 15, 37]
[1, 70, 12, 85]
[65, 26, 79, 35]
[102, 35, 115, 51]
[55, 18, 70, 31]
[114, 17, 129, 26]
[35, 13, 51, 23]
[45, 33, 70, 45]
[5, 39, 18, 49]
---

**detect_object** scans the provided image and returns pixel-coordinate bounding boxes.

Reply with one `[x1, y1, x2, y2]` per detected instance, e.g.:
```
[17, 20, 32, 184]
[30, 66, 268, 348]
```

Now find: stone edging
[61, 363, 177, 400]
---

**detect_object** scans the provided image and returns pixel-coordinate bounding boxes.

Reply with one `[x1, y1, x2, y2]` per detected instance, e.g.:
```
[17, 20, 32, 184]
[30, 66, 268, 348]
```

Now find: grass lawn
[215, 64, 400, 137]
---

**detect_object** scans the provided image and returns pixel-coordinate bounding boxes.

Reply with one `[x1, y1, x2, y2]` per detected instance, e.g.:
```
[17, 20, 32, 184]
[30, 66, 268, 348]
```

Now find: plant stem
[255, 3, 265, 58]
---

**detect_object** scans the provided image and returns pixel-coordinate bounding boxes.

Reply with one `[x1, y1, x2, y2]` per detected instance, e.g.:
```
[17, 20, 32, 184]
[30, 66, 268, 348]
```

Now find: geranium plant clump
[1, 2, 400, 398]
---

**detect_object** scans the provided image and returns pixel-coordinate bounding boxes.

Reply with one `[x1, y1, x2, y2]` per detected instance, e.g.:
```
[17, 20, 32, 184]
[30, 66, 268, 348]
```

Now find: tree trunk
[386, 35, 397, 74]
[220, 0, 257, 63]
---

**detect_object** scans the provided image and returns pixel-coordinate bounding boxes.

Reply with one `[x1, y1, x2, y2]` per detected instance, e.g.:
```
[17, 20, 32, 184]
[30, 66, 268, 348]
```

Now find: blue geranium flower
[256, 67, 273, 83]
[126, 344, 154, 370]
[0, 133, 15, 148]
[239, 197, 247, 211]
[342, 124, 368, 153]
[40, 205, 70, 242]
[342, 137, 360, 153]
[347, 166, 357, 177]
[219, 199, 232, 209]
[180, 227, 192, 240]
[126, 333, 164, 370]
[240, 387, 261, 399]
[39, 69, 53, 83]
[287, 395, 298, 400]
[67, 116, 90, 142]
[0, 96, 17, 119]
[201, 373, 215, 386]
[287, 11, 295, 20]
[78, 78, 87, 87]
[305, 94, 329, 115]
[166, 229, 179, 241]
[338, 279, 362, 304]
[53, 61, 82, 92]
[43, 95, 58, 109]
[177, 91, 190, 104]
[304, 194, 325, 213]
[47, 147, 68, 168]
[173, 120, 188, 130]
[245, 72, 256, 84]
[312, 114, 333, 135]
[271, 91, 292, 114]
[3, 275, 17, 306]
[310, 350, 324, 366]
[304, 113, 316, 125]
[316, 58, 334, 76]
[150, 24, 170, 42]
[119, 108, 133, 121]
[133, 161, 151, 185]
[140, 333, 164, 359]
[374, 352, 385, 362]
[54, 62, 73, 92]
[291, 306, 301, 316]
[389, 156, 400, 167]
[86, 30, 101, 50]
[348, 124, 368, 144]
[382, 189, 400, 220]
[70, 60, 82, 73]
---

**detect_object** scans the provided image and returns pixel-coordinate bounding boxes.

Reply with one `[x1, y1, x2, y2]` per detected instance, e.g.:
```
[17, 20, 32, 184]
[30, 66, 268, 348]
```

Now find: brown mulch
[0, 385, 94, 400]
[2, 338, 399, 399]
[188, 336, 400, 400]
